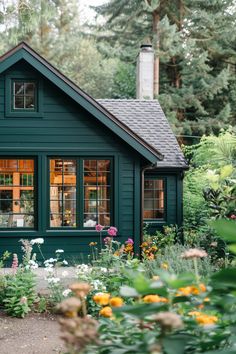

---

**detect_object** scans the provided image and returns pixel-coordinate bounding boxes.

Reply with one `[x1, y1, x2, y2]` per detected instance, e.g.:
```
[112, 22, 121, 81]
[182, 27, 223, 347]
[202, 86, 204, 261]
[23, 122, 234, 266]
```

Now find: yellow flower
[204, 297, 210, 302]
[93, 293, 110, 306]
[196, 314, 218, 326]
[188, 311, 202, 317]
[109, 297, 124, 307]
[161, 262, 169, 270]
[89, 242, 97, 246]
[140, 242, 148, 248]
[99, 306, 113, 318]
[177, 284, 206, 297]
[143, 295, 168, 303]
[152, 275, 160, 281]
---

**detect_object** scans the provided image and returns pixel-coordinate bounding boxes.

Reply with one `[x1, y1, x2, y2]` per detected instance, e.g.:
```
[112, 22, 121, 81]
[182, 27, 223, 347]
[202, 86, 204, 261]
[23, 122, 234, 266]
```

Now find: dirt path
[0, 311, 65, 354]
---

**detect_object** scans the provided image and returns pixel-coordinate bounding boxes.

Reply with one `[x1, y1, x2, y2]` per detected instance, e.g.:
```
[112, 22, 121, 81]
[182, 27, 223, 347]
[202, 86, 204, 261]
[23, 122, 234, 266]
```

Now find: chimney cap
[140, 43, 153, 49]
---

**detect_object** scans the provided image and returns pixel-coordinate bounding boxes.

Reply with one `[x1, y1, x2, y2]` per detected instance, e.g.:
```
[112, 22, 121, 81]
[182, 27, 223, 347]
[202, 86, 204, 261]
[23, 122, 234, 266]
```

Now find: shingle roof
[97, 99, 188, 168]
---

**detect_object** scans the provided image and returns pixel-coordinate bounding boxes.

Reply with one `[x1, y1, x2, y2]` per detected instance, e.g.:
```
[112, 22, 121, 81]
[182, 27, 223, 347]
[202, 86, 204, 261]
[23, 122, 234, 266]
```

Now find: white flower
[62, 260, 68, 265]
[25, 260, 39, 270]
[44, 267, 54, 273]
[55, 249, 64, 253]
[62, 289, 72, 297]
[62, 271, 69, 278]
[44, 258, 57, 264]
[91, 279, 105, 291]
[100, 267, 108, 273]
[30, 238, 44, 245]
[76, 264, 92, 276]
[47, 277, 60, 284]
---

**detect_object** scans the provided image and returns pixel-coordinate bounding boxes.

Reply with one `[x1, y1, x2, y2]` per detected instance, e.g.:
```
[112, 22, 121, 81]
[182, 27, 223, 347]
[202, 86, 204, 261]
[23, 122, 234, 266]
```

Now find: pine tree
[92, 0, 236, 137]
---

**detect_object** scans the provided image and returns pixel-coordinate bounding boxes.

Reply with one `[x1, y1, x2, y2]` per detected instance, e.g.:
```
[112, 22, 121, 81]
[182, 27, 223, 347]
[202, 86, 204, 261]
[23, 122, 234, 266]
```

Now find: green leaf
[229, 244, 236, 254]
[211, 268, 236, 289]
[113, 303, 167, 317]
[210, 220, 236, 243]
[120, 286, 139, 297]
[163, 335, 193, 354]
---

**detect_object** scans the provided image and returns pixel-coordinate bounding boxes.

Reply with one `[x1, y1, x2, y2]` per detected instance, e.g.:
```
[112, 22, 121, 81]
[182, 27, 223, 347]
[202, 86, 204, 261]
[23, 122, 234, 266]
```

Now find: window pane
[49, 159, 77, 228]
[0, 159, 35, 228]
[14, 82, 24, 95]
[25, 96, 35, 109]
[83, 160, 111, 228]
[25, 83, 35, 95]
[144, 178, 164, 220]
[14, 96, 24, 109]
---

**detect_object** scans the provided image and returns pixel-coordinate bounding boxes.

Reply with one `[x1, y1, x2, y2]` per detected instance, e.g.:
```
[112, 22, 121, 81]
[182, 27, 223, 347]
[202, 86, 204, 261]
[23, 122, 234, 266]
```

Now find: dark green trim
[134, 159, 141, 255]
[5, 74, 44, 118]
[0, 46, 159, 163]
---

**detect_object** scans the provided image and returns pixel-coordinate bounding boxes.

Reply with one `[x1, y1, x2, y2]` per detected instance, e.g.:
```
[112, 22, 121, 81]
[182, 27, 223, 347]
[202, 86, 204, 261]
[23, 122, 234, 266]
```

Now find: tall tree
[92, 0, 236, 137]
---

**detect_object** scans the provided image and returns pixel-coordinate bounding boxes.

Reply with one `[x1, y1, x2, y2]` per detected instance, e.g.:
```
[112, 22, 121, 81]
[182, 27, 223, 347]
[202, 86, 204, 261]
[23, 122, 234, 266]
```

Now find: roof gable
[0, 42, 162, 164]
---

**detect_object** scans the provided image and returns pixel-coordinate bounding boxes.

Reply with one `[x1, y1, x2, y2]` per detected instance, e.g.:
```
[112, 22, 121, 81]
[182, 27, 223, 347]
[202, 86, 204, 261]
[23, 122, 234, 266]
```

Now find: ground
[0, 267, 76, 354]
[0, 311, 65, 354]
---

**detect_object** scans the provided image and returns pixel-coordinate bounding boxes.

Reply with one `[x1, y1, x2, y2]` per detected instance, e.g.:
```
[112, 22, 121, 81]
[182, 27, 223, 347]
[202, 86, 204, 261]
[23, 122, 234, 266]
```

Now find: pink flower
[104, 237, 112, 244]
[11, 253, 18, 271]
[96, 224, 105, 232]
[125, 238, 134, 245]
[230, 214, 236, 219]
[107, 226, 118, 237]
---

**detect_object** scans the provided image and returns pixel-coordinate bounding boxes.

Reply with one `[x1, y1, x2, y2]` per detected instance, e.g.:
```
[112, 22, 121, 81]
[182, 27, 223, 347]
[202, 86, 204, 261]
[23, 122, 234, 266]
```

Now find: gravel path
[0, 267, 78, 353]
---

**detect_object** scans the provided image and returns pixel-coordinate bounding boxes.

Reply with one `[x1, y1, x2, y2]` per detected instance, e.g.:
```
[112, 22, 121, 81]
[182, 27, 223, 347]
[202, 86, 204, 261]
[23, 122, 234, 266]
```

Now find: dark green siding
[0, 61, 141, 260]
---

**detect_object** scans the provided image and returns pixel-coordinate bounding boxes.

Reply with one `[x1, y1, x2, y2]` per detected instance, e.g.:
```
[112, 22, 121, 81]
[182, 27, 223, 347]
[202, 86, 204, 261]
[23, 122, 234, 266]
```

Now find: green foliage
[3, 270, 36, 318]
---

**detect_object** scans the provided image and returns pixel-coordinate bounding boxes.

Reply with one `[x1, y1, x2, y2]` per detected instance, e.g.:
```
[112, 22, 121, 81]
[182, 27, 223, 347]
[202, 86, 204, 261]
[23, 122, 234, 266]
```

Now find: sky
[79, 0, 107, 24]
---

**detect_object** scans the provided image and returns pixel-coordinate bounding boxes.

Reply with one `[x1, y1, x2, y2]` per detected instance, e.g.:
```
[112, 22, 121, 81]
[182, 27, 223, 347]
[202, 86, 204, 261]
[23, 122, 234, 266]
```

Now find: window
[0, 159, 35, 228]
[49, 158, 111, 228]
[12, 81, 36, 111]
[84, 160, 111, 227]
[144, 178, 165, 220]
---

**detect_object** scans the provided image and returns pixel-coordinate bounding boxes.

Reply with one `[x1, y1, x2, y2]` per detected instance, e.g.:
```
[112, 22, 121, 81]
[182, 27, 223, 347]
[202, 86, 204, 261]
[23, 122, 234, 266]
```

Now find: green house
[0, 42, 187, 260]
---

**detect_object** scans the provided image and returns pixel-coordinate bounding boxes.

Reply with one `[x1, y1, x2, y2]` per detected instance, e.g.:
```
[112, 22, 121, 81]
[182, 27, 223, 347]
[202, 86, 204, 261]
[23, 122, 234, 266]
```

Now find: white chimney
[136, 44, 154, 100]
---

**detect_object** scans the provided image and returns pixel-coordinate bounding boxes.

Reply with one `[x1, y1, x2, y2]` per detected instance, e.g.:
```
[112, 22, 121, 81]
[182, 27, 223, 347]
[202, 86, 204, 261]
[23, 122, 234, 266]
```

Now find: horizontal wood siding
[0, 62, 141, 261]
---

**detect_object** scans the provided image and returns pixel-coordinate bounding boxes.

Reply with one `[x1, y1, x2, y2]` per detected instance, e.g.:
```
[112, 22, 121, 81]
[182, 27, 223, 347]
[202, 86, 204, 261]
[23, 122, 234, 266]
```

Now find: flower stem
[193, 257, 200, 284]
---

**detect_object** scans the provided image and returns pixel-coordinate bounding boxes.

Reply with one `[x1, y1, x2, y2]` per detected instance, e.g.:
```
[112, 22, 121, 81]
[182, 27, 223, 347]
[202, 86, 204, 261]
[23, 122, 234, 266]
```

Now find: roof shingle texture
[97, 99, 187, 168]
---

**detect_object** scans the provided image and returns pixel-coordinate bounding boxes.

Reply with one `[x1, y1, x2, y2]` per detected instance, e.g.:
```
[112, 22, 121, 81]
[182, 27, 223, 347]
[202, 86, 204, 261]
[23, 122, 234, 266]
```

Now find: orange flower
[99, 306, 113, 318]
[93, 293, 110, 306]
[143, 295, 168, 303]
[188, 311, 202, 317]
[196, 314, 218, 326]
[199, 283, 207, 292]
[177, 284, 206, 297]
[109, 297, 124, 307]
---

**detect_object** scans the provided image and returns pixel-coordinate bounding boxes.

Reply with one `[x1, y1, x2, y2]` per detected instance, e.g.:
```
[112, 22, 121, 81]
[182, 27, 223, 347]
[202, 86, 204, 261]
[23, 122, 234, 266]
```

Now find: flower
[89, 242, 97, 246]
[30, 238, 44, 245]
[103, 236, 112, 244]
[69, 283, 91, 298]
[63, 289, 72, 297]
[99, 306, 112, 318]
[125, 238, 134, 245]
[230, 214, 236, 219]
[47, 277, 60, 284]
[62, 260, 68, 265]
[96, 224, 104, 232]
[109, 297, 124, 307]
[143, 295, 168, 303]
[62, 270, 69, 277]
[151, 312, 183, 331]
[11, 253, 18, 271]
[181, 248, 208, 259]
[57, 297, 81, 318]
[107, 226, 118, 236]
[195, 314, 218, 326]
[56, 249, 64, 253]
[44, 258, 57, 264]
[161, 262, 169, 270]
[176, 284, 206, 297]
[188, 311, 202, 317]
[25, 259, 39, 270]
[93, 293, 110, 306]
[20, 296, 28, 304]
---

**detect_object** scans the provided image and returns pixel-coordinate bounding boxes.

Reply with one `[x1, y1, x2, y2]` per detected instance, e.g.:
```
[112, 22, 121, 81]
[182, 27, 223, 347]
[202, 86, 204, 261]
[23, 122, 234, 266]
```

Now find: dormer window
[12, 81, 36, 111]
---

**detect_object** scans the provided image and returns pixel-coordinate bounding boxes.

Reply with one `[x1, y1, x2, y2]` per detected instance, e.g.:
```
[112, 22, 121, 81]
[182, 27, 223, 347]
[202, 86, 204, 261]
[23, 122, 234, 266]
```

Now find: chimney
[136, 44, 154, 100]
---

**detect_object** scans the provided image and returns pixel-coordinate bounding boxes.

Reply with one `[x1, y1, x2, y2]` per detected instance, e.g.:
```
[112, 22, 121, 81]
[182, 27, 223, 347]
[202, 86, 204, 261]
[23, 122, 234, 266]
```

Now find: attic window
[12, 81, 36, 111]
